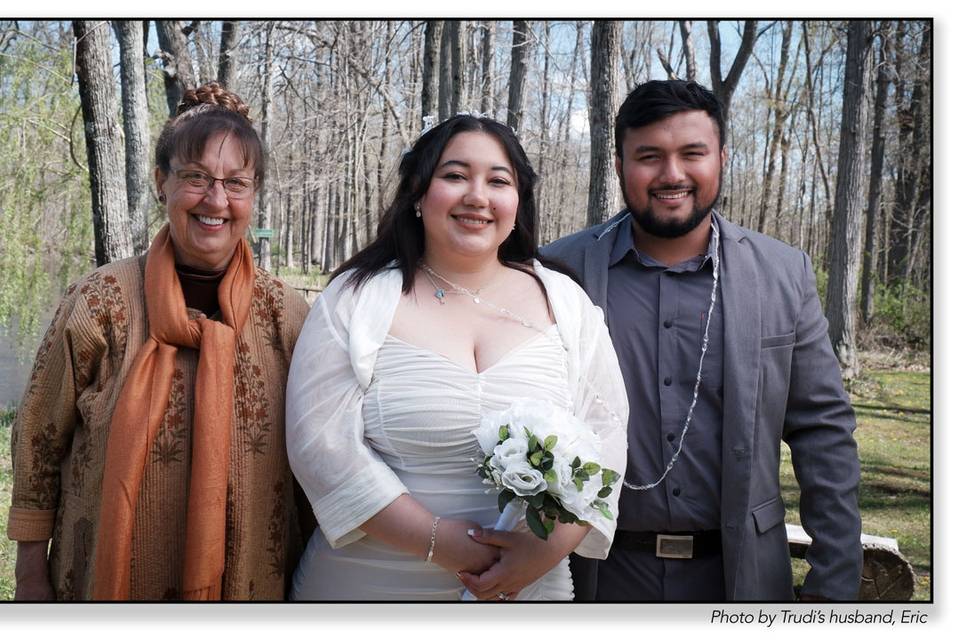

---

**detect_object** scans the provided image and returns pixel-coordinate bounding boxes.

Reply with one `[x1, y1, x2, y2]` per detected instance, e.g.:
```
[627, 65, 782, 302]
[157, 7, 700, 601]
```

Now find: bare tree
[506, 20, 532, 132]
[217, 20, 240, 89]
[113, 20, 151, 253]
[757, 20, 795, 234]
[73, 20, 133, 265]
[480, 21, 495, 114]
[421, 20, 442, 124]
[679, 20, 697, 81]
[825, 20, 870, 379]
[587, 20, 622, 227]
[707, 20, 758, 117]
[859, 21, 894, 325]
[256, 21, 276, 271]
[155, 20, 197, 117]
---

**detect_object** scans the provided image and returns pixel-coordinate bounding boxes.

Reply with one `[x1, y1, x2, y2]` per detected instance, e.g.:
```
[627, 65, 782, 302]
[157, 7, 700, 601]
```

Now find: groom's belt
[613, 529, 722, 559]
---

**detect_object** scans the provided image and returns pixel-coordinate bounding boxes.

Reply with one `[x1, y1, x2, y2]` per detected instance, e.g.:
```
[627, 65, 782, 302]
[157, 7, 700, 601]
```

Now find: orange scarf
[92, 224, 254, 600]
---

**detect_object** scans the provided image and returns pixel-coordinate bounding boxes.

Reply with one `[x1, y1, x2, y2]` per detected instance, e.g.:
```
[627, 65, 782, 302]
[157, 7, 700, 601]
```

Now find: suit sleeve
[782, 252, 862, 600]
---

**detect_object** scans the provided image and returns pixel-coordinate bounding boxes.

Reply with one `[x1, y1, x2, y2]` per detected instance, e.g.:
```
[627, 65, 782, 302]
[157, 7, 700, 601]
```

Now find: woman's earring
[158, 193, 166, 204]
[415, 203, 422, 218]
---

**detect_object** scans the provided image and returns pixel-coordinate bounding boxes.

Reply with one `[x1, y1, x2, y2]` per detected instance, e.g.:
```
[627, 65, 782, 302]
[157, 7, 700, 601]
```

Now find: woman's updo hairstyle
[155, 82, 264, 183]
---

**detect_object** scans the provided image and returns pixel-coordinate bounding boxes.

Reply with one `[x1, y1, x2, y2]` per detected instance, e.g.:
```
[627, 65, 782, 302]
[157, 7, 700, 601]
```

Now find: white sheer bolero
[285, 261, 629, 559]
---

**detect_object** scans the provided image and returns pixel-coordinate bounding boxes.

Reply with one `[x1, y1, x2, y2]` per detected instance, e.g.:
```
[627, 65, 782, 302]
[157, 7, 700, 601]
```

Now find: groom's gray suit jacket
[542, 210, 862, 601]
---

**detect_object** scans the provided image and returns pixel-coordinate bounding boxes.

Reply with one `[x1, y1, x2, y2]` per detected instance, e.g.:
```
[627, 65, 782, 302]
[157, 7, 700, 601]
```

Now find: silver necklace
[623, 221, 720, 491]
[419, 262, 536, 330]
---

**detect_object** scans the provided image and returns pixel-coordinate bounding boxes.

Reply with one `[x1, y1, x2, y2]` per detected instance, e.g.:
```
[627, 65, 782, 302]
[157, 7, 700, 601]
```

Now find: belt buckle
[656, 534, 694, 559]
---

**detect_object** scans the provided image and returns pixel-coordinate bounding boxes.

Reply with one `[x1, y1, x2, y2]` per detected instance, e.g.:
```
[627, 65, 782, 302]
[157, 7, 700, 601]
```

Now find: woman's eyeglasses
[174, 169, 256, 198]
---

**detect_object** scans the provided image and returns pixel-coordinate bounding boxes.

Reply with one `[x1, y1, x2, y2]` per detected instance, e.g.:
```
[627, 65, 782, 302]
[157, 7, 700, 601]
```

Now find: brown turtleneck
[175, 263, 225, 318]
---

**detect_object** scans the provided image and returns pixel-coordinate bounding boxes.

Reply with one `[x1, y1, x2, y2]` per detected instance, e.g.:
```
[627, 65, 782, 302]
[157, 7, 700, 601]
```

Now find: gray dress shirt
[605, 215, 725, 533]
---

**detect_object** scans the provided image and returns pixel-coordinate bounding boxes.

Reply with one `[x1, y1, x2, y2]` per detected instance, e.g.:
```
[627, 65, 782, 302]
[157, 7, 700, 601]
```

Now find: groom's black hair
[615, 80, 726, 159]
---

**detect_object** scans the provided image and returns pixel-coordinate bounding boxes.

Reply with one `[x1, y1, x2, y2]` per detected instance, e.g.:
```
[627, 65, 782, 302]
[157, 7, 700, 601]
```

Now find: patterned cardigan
[6, 255, 310, 600]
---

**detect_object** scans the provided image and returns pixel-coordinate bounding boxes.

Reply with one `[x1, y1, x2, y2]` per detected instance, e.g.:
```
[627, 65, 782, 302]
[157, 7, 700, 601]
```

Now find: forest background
[0, 18, 932, 602]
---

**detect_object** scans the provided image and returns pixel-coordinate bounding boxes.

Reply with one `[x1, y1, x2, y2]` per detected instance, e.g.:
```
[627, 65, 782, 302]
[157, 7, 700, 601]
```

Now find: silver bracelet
[425, 516, 441, 563]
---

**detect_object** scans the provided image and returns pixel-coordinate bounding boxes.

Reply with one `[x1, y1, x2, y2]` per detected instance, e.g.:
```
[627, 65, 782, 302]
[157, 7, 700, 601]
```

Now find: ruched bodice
[291, 325, 577, 600]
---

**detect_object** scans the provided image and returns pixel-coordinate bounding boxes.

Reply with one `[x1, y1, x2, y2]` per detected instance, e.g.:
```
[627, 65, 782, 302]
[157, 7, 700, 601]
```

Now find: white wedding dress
[291, 328, 574, 600]
[285, 265, 628, 602]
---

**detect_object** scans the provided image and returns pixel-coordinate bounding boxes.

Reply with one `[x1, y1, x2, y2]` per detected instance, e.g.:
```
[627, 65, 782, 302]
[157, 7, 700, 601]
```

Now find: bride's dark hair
[333, 114, 544, 293]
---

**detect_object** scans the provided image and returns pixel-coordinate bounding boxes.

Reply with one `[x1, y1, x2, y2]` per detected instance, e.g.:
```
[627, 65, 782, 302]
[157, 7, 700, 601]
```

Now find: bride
[285, 114, 627, 601]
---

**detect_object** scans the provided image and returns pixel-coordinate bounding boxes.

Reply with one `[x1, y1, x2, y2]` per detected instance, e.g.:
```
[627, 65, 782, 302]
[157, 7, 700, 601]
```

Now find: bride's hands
[457, 524, 589, 600]
[432, 519, 501, 575]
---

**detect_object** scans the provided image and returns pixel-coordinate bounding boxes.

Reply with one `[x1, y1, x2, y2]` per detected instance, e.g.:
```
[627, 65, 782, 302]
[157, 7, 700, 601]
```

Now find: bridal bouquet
[472, 399, 620, 541]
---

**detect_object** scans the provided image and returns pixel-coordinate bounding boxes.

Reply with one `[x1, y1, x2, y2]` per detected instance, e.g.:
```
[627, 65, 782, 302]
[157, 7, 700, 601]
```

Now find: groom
[541, 80, 862, 601]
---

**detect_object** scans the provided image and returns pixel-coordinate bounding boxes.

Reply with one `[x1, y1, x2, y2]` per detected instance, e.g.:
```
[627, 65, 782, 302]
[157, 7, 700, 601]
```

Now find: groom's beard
[620, 170, 722, 239]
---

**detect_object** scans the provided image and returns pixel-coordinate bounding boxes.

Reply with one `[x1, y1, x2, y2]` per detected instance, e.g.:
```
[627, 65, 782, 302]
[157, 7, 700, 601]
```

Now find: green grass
[1, 407, 15, 599]
[782, 367, 931, 601]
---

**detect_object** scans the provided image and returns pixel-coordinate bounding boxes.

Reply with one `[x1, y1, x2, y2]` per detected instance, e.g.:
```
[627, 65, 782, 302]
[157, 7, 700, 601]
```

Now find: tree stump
[858, 543, 916, 601]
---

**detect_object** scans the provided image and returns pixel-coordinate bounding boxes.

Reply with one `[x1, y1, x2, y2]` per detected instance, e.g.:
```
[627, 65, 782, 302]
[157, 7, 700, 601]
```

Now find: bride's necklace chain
[419, 262, 537, 330]
[623, 219, 721, 492]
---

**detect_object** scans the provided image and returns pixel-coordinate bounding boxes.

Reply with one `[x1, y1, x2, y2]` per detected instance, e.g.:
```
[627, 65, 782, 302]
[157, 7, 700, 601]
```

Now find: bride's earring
[415, 202, 422, 218]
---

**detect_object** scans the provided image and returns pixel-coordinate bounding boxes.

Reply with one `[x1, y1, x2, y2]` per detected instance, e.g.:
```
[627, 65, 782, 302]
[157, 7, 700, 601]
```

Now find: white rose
[501, 465, 548, 496]
[558, 473, 604, 519]
[472, 419, 502, 456]
[490, 436, 529, 471]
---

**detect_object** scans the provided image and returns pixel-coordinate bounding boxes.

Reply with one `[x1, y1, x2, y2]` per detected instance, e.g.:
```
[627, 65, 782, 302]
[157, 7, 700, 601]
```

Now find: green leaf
[529, 451, 543, 466]
[498, 489, 514, 513]
[526, 505, 549, 540]
[528, 492, 545, 509]
[543, 468, 557, 484]
[582, 462, 601, 475]
[499, 425, 509, 441]
[528, 434, 539, 453]
[571, 456, 581, 469]
[573, 476, 584, 491]
[597, 486, 613, 499]
[602, 468, 620, 486]
[544, 435, 558, 451]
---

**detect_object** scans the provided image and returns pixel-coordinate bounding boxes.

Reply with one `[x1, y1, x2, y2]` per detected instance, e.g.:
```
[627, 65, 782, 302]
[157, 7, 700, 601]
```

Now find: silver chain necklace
[623, 221, 720, 491]
[419, 262, 537, 330]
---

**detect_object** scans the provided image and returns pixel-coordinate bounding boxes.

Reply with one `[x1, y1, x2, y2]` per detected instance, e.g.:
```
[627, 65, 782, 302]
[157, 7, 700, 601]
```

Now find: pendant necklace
[419, 262, 535, 330]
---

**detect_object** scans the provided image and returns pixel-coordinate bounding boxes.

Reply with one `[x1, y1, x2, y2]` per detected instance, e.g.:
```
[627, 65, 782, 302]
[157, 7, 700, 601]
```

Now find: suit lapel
[717, 216, 761, 598]
[583, 210, 631, 318]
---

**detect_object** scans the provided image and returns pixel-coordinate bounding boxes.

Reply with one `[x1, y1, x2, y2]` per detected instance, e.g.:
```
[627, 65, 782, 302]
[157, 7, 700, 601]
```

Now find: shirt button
[672, 487, 682, 496]
[664, 376, 672, 386]
[663, 319, 673, 329]
[666, 433, 675, 442]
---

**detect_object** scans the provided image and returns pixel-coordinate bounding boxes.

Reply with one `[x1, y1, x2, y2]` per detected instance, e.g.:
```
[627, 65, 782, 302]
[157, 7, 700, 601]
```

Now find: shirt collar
[609, 210, 722, 270]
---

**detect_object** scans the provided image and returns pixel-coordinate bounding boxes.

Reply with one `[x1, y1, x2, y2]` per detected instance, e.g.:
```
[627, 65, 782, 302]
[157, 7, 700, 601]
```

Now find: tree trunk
[859, 21, 893, 325]
[155, 20, 197, 117]
[757, 20, 794, 234]
[113, 20, 151, 254]
[679, 20, 697, 81]
[825, 20, 870, 380]
[506, 20, 532, 133]
[256, 22, 276, 271]
[707, 20, 758, 118]
[217, 20, 240, 89]
[480, 21, 495, 114]
[74, 20, 133, 266]
[889, 23, 931, 285]
[448, 21, 463, 116]
[421, 20, 443, 126]
[587, 20, 622, 227]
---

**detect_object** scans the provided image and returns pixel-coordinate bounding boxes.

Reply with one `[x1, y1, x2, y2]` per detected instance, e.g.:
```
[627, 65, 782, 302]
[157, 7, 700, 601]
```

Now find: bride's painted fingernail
[466, 529, 477, 537]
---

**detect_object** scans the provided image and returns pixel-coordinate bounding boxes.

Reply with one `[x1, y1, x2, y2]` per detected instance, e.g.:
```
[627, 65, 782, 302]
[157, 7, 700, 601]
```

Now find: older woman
[286, 115, 628, 601]
[7, 82, 310, 600]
